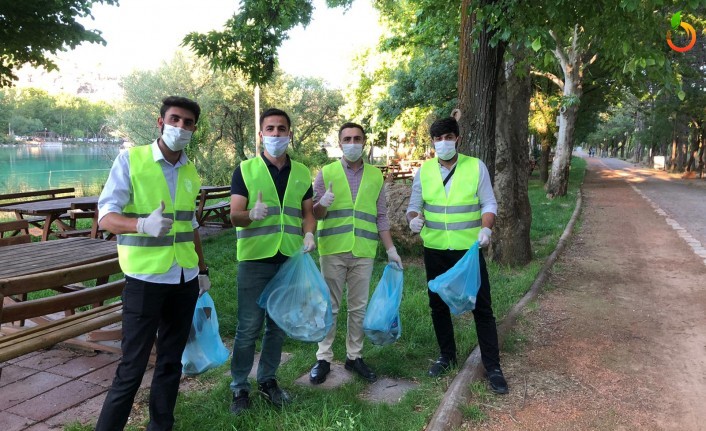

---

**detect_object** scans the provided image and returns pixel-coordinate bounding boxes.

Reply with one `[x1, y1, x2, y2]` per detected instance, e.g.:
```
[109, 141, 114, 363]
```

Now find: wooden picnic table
[0, 237, 117, 279]
[0, 196, 99, 241]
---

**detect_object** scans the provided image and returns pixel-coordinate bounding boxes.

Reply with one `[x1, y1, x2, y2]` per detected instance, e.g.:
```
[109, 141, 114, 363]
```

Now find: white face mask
[161, 124, 193, 152]
[341, 143, 364, 162]
[434, 140, 457, 160]
[262, 136, 290, 157]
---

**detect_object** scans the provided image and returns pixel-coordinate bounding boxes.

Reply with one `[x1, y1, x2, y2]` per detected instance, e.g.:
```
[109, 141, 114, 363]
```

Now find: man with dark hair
[405, 116, 508, 395]
[95, 96, 211, 430]
[228, 107, 316, 414]
[308, 122, 403, 385]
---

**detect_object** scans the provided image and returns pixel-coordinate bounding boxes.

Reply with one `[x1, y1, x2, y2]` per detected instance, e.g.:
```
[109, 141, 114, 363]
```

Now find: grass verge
[64, 157, 586, 431]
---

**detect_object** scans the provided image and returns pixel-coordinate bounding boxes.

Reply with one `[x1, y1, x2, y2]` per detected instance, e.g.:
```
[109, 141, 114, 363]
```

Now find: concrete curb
[426, 188, 584, 431]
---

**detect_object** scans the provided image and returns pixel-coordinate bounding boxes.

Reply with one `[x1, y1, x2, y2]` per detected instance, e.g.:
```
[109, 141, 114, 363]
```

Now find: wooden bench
[0, 220, 31, 246]
[0, 258, 125, 364]
[196, 186, 231, 227]
[0, 188, 76, 230]
[57, 202, 113, 240]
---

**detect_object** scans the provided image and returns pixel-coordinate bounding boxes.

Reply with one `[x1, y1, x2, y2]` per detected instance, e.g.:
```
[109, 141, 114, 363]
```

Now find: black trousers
[95, 274, 199, 431]
[423, 247, 501, 371]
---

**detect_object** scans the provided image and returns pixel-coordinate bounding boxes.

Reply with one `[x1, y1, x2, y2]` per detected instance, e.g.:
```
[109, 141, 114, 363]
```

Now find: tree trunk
[540, 138, 551, 184]
[491, 51, 532, 266]
[545, 26, 584, 198]
[456, 0, 505, 184]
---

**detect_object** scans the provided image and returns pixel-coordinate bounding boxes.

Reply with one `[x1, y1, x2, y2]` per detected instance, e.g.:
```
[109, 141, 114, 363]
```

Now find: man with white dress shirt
[95, 96, 211, 431]
[405, 116, 508, 394]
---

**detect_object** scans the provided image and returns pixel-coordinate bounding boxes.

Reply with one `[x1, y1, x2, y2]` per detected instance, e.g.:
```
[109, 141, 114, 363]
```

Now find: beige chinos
[316, 252, 374, 362]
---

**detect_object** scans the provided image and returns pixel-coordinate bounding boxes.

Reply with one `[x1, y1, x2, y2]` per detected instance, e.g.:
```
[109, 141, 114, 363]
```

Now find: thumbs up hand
[137, 201, 173, 237]
[248, 191, 268, 221]
[409, 214, 425, 233]
[319, 181, 335, 208]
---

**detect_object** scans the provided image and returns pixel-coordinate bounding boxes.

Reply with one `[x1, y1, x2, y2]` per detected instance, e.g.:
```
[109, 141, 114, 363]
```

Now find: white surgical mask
[434, 140, 457, 160]
[341, 143, 364, 162]
[161, 124, 193, 152]
[262, 136, 290, 157]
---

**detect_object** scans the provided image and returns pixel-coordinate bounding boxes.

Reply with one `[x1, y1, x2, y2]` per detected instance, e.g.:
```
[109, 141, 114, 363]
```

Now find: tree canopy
[0, 0, 118, 88]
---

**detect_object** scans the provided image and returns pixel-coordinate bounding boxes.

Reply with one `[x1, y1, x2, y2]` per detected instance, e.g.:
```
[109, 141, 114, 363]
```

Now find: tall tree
[456, 0, 505, 183]
[0, 0, 118, 87]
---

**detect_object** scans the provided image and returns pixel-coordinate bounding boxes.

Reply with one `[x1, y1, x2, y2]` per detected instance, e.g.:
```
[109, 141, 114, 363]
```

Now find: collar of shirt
[151, 139, 188, 167]
[437, 158, 458, 174]
[341, 158, 364, 173]
[261, 152, 291, 169]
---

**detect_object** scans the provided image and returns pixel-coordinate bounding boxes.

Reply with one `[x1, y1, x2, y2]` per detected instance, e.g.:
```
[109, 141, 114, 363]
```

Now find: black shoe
[230, 390, 250, 415]
[309, 360, 331, 384]
[344, 358, 377, 382]
[428, 356, 457, 377]
[258, 379, 291, 407]
[486, 368, 509, 394]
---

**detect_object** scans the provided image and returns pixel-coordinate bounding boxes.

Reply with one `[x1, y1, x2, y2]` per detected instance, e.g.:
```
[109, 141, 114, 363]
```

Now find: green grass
[62, 157, 586, 431]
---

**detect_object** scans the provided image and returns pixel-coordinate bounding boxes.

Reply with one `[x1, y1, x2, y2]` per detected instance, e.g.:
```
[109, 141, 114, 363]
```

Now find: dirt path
[470, 158, 706, 431]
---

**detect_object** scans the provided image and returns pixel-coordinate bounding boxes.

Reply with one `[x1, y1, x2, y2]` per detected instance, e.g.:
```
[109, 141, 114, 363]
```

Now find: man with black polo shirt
[228, 108, 316, 415]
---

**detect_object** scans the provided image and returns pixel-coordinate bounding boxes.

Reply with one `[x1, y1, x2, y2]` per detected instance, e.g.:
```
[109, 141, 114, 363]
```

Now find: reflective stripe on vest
[420, 154, 481, 250]
[236, 156, 311, 260]
[317, 162, 382, 258]
[117, 145, 200, 274]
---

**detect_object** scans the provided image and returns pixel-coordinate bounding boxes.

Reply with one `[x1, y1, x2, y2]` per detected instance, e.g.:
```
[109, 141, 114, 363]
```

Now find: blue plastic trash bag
[363, 263, 404, 346]
[181, 292, 230, 375]
[257, 251, 333, 342]
[428, 241, 481, 315]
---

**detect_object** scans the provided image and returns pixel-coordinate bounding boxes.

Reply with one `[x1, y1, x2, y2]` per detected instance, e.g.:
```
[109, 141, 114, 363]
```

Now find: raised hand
[137, 201, 173, 237]
[248, 191, 268, 221]
[319, 181, 335, 208]
[409, 215, 425, 233]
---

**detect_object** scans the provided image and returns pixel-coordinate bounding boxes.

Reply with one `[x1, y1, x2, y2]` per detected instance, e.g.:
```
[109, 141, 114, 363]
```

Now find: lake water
[0, 144, 120, 194]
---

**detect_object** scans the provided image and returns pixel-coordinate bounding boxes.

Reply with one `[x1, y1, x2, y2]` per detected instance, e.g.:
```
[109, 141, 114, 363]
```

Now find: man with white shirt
[405, 117, 508, 394]
[95, 96, 210, 431]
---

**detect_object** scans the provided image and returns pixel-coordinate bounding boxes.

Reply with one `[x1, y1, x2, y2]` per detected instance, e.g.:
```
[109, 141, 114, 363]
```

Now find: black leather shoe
[427, 356, 457, 377]
[230, 390, 250, 415]
[309, 360, 331, 384]
[258, 379, 291, 407]
[344, 358, 377, 382]
[486, 368, 509, 394]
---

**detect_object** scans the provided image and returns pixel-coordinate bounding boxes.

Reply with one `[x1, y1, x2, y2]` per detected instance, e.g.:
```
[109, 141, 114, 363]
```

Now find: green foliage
[0, 87, 114, 140]
[184, 0, 315, 86]
[0, 0, 118, 87]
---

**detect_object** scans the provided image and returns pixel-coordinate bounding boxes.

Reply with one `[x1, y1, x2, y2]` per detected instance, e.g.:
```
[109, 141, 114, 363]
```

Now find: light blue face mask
[263, 136, 290, 157]
[434, 140, 457, 160]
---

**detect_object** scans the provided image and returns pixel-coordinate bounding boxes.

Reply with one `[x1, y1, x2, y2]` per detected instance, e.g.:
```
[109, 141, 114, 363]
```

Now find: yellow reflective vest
[236, 156, 311, 260]
[420, 154, 482, 250]
[117, 144, 200, 274]
[317, 161, 383, 258]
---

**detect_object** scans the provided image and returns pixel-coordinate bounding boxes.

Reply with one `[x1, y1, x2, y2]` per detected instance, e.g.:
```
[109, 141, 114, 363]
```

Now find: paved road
[591, 156, 706, 263]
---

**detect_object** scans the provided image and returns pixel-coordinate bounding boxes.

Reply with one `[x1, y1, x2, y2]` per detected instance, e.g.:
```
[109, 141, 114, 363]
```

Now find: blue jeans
[230, 260, 286, 393]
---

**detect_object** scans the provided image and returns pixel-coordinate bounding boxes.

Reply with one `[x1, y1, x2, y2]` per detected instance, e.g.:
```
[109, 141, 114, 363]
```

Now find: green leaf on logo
[671, 11, 682, 30]
[531, 37, 542, 52]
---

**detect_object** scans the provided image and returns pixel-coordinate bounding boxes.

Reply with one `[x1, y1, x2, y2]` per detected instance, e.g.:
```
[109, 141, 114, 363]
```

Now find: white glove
[409, 215, 425, 233]
[302, 232, 316, 253]
[386, 246, 403, 270]
[137, 201, 173, 237]
[198, 274, 211, 296]
[478, 227, 492, 248]
[319, 181, 335, 207]
[248, 191, 268, 221]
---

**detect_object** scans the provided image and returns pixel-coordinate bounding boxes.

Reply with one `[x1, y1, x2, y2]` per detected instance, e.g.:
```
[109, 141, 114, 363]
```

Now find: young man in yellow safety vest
[308, 122, 403, 385]
[95, 96, 211, 430]
[228, 108, 317, 415]
[405, 117, 509, 395]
